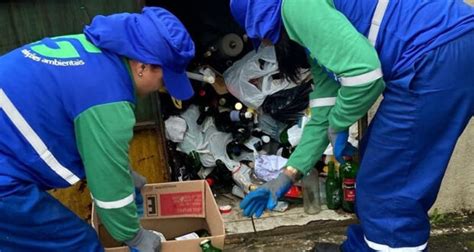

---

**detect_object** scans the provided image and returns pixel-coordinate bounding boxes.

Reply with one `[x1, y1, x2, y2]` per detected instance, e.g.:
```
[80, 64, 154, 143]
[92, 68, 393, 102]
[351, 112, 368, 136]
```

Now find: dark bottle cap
[227, 142, 241, 156]
[215, 159, 225, 167]
[253, 141, 263, 151]
[219, 98, 227, 106]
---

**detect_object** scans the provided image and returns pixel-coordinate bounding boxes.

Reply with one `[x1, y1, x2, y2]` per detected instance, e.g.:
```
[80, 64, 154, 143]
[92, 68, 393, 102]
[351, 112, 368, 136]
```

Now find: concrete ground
[223, 211, 474, 252]
[216, 192, 474, 251]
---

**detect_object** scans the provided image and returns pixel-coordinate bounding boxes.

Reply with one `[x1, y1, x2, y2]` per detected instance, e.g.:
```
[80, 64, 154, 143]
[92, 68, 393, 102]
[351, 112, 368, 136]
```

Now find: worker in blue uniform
[0, 7, 195, 252]
[231, 0, 474, 251]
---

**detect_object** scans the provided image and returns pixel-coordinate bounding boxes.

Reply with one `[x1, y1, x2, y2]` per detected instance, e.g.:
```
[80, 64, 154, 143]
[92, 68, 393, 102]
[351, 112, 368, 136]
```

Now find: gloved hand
[240, 172, 293, 218]
[126, 228, 164, 252]
[130, 168, 146, 217]
[328, 127, 357, 164]
[131, 169, 147, 189]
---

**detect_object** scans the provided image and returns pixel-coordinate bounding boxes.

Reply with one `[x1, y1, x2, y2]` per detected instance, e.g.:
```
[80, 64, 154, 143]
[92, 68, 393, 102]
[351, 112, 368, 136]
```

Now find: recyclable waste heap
[162, 46, 359, 214]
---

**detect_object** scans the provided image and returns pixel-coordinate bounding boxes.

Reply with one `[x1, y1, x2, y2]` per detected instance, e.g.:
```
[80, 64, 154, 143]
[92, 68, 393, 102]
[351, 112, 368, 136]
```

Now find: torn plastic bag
[223, 46, 297, 109]
[177, 105, 240, 176]
[262, 82, 313, 123]
[254, 155, 288, 182]
[202, 123, 241, 171]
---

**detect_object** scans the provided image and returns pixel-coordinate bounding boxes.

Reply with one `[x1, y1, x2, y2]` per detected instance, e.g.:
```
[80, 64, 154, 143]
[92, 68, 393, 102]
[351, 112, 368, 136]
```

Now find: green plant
[429, 208, 446, 226]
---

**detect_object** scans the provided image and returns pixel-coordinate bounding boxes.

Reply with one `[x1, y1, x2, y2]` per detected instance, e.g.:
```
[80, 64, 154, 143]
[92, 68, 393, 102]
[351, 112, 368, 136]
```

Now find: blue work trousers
[0, 182, 104, 252]
[343, 30, 474, 251]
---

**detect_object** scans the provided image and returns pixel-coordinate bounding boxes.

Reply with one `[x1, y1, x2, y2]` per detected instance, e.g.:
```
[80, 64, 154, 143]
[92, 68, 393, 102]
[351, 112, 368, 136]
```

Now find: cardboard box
[92, 180, 225, 251]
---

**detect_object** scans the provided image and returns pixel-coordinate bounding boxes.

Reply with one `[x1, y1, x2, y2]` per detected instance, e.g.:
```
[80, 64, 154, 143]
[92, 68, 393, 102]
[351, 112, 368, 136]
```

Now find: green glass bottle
[325, 161, 342, 210]
[188, 151, 202, 171]
[200, 239, 222, 252]
[340, 157, 359, 213]
[279, 127, 290, 147]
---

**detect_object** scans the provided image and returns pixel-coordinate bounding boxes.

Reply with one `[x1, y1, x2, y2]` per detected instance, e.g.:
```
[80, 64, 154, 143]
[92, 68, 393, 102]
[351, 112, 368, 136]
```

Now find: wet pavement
[224, 211, 474, 251]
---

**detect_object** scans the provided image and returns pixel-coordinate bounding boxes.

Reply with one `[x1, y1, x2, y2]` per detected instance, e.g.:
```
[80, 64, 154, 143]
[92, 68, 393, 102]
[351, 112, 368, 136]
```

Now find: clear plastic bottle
[302, 168, 322, 214]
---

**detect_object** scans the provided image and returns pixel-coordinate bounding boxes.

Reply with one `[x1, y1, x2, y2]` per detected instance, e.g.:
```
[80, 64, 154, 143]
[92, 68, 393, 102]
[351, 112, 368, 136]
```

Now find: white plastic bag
[254, 155, 288, 182]
[164, 116, 187, 143]
[177, 105, 240, 175]
[176, 105, 204, 153]
[223, 46, 297, 108]
[200, 121, 240, 171]
[285, 115, 310, 147]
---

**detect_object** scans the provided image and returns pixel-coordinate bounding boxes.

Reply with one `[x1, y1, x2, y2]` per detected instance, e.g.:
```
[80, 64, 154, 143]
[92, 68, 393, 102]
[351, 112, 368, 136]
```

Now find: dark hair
[274, 28, 310, 83]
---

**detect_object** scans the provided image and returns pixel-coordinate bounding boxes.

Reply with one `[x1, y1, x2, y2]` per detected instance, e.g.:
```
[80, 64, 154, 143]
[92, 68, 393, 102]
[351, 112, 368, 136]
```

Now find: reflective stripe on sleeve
[338, 68, 383, 87]
[92, 193, 135, 209]
[310, 97, 337, 108]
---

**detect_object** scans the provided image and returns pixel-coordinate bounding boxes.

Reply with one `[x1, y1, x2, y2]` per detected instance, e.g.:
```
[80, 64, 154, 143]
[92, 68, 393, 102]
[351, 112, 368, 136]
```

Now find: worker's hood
[84, 7, 196, 100]
[230, 0, 283, 50]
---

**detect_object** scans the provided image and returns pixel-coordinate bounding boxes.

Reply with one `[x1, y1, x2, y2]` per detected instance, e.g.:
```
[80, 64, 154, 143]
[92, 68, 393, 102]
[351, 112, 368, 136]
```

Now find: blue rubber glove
[135, 188, 144, 217]
[328, 127, 357, 164]
[131, 169, 147, 217]
[131, 169, 147, 189]
[240, 172, 293, 218]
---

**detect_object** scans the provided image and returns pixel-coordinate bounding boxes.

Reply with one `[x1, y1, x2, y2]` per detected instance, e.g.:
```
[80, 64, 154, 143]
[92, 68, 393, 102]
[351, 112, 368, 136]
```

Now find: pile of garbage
[162, 46, 357, 204]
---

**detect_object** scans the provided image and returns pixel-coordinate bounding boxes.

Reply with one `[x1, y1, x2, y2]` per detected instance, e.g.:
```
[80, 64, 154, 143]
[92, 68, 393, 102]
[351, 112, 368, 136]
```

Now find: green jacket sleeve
[286, 60, 339, 175]
[74, 101, 139, 242]
[282, 0, 385, 132]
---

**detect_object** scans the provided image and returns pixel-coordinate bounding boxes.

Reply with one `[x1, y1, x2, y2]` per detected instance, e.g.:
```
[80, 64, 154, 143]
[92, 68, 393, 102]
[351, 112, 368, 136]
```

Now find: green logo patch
[30, 34, 101, 59]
